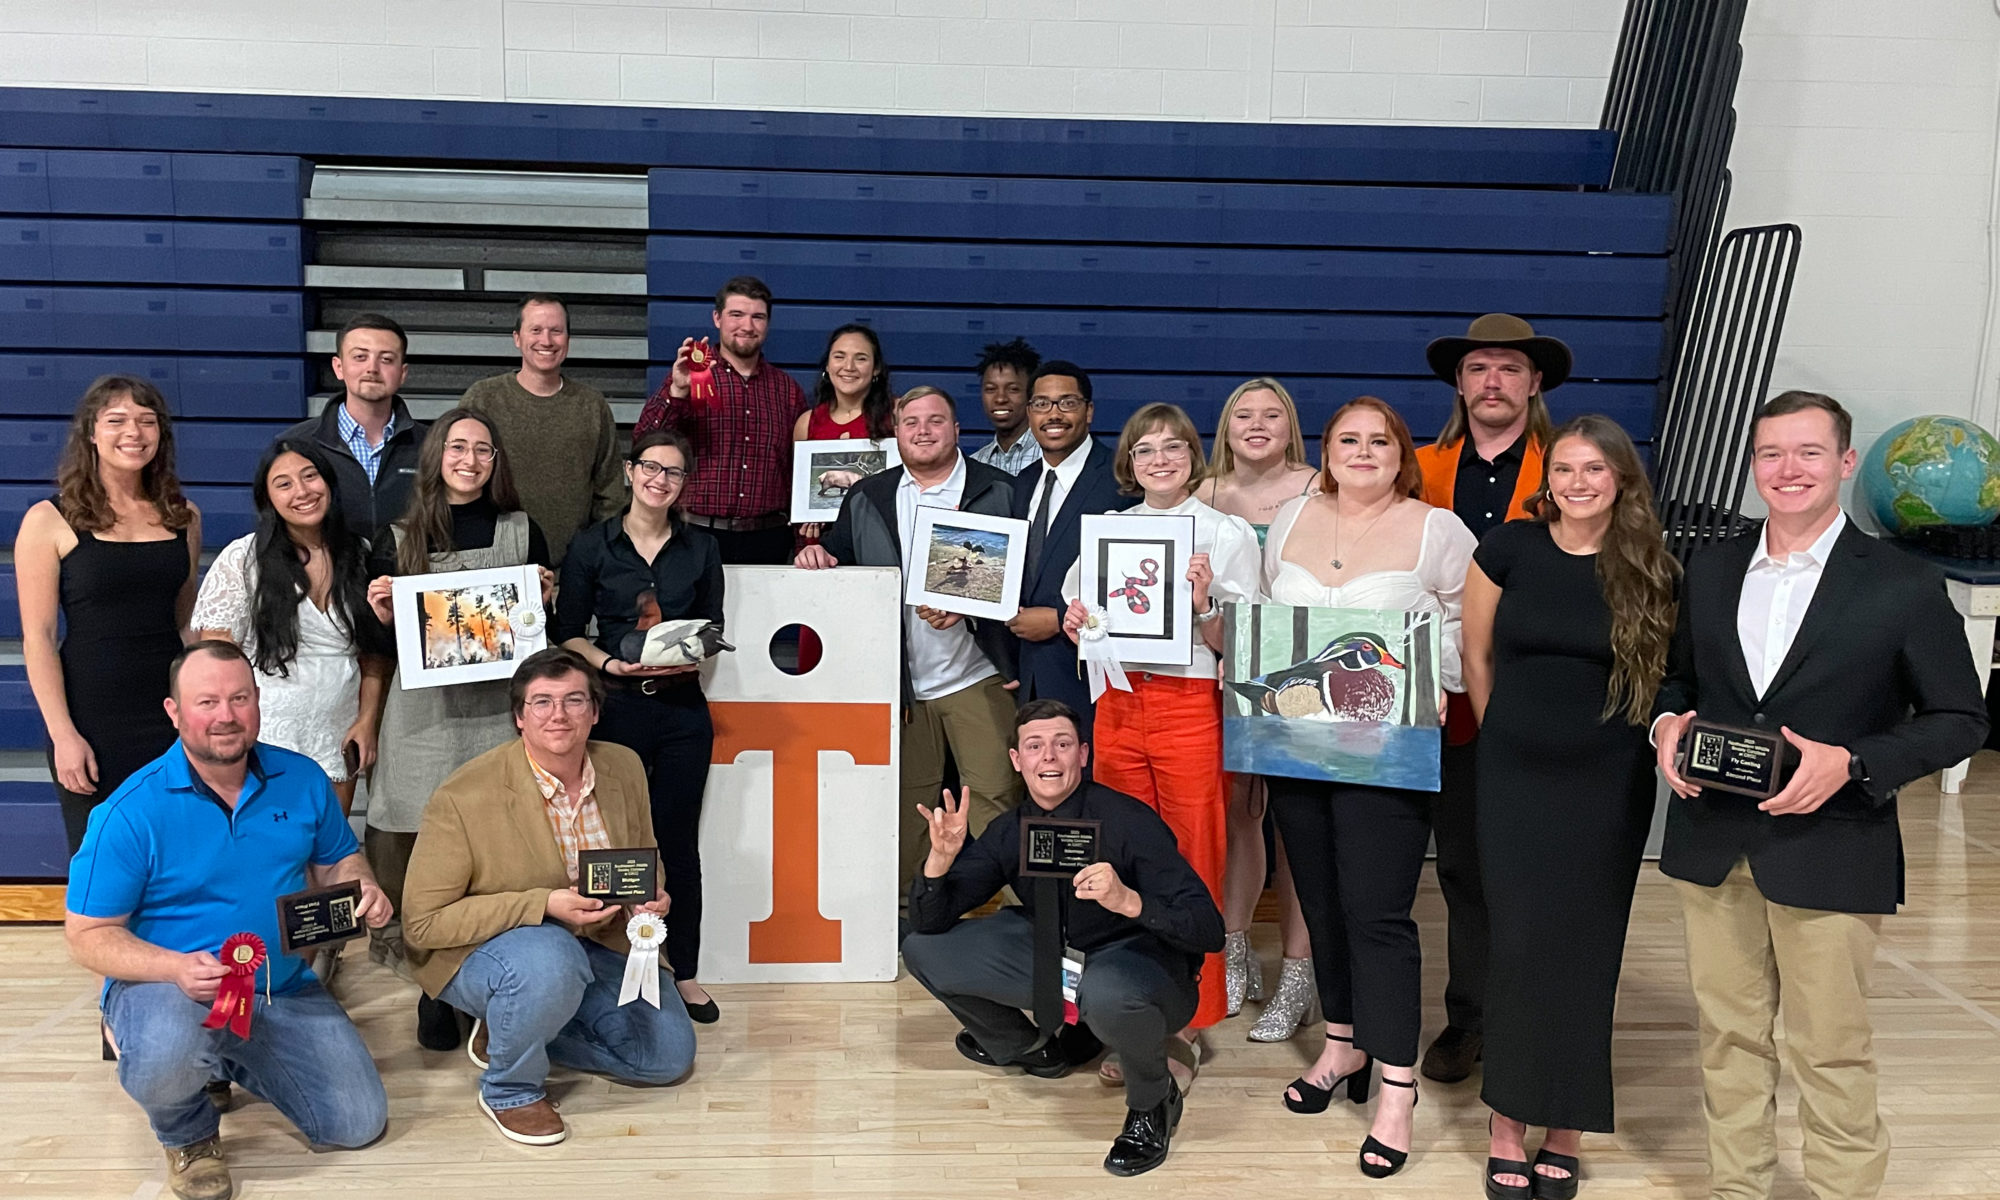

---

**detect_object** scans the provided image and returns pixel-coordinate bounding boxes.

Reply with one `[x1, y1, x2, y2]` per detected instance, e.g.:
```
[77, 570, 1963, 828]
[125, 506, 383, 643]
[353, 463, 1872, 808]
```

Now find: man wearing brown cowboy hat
[1412, 313, 1572, 1086]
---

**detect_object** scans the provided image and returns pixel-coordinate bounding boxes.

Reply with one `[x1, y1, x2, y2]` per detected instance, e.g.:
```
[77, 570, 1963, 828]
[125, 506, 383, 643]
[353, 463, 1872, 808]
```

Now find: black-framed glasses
[1028, 397, 1087, 414]
[631, 460, 688, 483]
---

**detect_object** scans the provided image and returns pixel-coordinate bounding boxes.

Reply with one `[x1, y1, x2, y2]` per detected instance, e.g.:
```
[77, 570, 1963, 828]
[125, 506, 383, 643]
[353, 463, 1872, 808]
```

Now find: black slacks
[1431, 735, 1487, 1034]
[901, 908, 1198, 1111]
[701, 521, 793, 565]
[1267, 778, 1432, 1069]
[594, 682, 714, 980]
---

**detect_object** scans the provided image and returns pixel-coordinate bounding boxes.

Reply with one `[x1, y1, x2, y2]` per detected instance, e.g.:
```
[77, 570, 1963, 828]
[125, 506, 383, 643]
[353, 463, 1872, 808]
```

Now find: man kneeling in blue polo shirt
[67, 641, 393, 1200]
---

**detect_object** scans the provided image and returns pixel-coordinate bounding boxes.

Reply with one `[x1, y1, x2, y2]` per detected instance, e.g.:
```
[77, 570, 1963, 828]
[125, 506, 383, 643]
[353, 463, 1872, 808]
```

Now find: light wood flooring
[6, 758, 2000, 1199]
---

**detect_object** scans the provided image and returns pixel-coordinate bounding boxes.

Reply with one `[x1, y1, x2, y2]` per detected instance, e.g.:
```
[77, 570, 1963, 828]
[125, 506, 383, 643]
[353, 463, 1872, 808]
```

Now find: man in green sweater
[461, 294, 625, 564]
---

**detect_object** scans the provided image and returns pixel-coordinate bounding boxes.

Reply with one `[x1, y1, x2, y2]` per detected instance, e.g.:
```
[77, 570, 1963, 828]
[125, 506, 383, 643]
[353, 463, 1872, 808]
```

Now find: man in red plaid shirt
[634, 276, 810, 563]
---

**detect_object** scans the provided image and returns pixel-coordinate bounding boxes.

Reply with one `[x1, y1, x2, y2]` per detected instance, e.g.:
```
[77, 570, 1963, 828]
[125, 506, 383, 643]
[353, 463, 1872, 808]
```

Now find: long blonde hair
[1529, 415, 1679, 725]
[1209, 377, 1308, 476]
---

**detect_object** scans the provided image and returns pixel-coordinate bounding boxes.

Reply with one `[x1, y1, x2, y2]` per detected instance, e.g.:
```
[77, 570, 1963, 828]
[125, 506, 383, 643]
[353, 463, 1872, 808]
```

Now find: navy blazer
[1010, 439, 1138, 725]
[1653, 519, 1987, 913]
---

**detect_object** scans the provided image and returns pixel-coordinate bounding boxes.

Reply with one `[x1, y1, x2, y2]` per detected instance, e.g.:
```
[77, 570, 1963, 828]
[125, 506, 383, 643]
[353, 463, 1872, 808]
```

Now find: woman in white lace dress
[192, 440, 392, 813]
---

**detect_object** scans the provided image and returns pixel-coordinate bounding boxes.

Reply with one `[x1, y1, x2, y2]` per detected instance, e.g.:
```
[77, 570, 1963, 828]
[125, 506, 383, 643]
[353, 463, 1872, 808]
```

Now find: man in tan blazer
[403, 648, 697, 1146]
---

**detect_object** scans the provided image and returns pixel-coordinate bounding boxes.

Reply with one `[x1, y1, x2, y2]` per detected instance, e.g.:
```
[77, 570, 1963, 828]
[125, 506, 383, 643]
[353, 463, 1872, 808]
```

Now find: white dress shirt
[1027, 438, 1094, 539]
[896, 454, 999, 702]
[1061, 493, 1264, 679]
[1737, 510, 1846, 697]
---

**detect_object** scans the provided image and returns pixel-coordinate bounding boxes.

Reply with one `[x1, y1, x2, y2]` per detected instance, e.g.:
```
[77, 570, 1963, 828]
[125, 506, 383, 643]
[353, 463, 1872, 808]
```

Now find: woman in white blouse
[193, 440, 392, 814]
[1061, 403, 1261, 1060]
[1263, 397, 1476, 1180]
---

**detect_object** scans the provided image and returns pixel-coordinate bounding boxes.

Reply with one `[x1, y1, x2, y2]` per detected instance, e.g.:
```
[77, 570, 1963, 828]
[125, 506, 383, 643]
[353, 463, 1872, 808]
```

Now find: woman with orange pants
[1061, 403, 1262, 1071]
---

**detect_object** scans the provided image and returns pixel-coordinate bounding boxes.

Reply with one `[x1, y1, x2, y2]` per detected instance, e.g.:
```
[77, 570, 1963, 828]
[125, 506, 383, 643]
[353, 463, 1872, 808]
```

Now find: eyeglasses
[444, 440, 497, 463]
[631, 461, 688, 483]
[1130, 440, 1191, 463]
[524, 694, 594, 717]
[1028, 397, 1088, 414]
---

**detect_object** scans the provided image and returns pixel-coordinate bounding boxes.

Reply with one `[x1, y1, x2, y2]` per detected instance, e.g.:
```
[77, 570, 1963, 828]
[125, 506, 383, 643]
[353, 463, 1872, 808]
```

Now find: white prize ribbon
[510, 602, 545, 638]
[1076, 607, 1131, 701]
[618, 912, 665, 1008]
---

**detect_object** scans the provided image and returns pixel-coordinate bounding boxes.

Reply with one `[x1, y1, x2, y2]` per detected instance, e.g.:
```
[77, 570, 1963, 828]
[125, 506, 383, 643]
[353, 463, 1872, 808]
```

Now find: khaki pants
[900, 674, 1022, 892]
[1674, 859, 1888, 1200]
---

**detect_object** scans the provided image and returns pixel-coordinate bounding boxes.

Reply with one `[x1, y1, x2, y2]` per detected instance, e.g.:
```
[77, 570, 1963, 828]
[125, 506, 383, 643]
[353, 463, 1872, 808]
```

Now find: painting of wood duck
[1226, 633, 1406, 722]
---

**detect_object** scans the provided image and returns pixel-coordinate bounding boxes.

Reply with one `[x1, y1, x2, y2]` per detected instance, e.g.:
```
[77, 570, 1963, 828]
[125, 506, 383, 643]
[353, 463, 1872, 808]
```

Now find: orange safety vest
[1414, 433, 1544, 745]
[1414, 434, 1544, 521]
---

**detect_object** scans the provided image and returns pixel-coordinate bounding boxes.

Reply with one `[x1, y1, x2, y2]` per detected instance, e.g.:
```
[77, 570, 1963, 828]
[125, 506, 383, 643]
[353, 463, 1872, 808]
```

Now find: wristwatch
[1196, 598, 1221, 624]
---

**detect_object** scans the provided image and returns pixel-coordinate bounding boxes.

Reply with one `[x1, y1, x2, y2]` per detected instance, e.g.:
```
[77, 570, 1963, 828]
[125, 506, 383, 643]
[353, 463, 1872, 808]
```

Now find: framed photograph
[1079, 512, 1196, 666]
[391, 563, 548, 690]
[1220, 602, 1444, 791]
[790, 438, 901, 523]
[905, 506, 1028, 621]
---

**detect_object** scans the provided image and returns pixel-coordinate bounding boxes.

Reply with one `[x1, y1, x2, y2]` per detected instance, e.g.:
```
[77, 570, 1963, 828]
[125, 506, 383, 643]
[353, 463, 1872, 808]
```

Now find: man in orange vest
[1412, 313, 1572, 1085]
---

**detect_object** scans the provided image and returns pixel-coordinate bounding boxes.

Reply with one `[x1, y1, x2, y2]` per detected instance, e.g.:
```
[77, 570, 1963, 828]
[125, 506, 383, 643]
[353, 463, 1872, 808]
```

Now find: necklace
[1331, 503, 1390, 571]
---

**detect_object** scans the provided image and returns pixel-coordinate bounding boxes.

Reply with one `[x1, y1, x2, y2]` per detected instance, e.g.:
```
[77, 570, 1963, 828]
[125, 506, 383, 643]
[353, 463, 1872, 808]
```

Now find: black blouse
[555, 512, 725, 662]
[367, 498, 551, 577]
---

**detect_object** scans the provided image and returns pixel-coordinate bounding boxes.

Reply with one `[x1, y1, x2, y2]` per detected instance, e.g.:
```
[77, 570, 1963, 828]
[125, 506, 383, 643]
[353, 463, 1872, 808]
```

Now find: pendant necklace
[1332, 504, 1388, 571]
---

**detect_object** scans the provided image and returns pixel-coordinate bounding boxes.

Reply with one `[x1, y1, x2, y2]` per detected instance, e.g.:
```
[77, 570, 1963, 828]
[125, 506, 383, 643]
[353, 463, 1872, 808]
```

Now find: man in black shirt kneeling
[903, 699, 1224, 1177]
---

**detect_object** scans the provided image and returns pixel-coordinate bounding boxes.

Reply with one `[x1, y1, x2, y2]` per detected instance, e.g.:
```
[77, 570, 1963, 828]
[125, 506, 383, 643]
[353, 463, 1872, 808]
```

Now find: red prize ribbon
[686, 338, 719, 406]
[201, 932, 267, 1039]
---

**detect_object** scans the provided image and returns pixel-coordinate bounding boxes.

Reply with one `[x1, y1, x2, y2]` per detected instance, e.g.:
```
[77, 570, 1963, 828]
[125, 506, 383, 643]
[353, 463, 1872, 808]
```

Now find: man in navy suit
[1009, 362, 1136, 737]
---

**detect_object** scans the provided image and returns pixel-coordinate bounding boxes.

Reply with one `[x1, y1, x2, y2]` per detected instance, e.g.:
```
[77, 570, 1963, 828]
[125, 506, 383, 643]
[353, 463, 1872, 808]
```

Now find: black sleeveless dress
[54, 524, 188, 851]
[1474, 520, 1658, 1133]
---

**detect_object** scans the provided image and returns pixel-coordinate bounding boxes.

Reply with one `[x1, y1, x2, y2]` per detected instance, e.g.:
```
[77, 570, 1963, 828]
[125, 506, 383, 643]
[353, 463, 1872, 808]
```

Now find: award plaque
[1019, 817, 1103, 879]
[1677, 719, 1798, 799]
[578, 847, 660, 903]
[273, 881, 365, 956]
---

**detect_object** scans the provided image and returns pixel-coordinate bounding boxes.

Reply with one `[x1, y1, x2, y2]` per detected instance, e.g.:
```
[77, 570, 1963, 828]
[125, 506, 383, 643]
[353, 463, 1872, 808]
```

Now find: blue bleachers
[0, 353, 307, 418]
[0, 782, 66, 878]
[0, 219, 303, 286]
[0, 419, 281, 485]
[650, 170, 1674, 253]
[0, 665, 41, 752]
[648, 236, 1670, 318]
[2, 88, 1615, 186]
[0, 287, 305, 352]
[0, 148, 305, 219]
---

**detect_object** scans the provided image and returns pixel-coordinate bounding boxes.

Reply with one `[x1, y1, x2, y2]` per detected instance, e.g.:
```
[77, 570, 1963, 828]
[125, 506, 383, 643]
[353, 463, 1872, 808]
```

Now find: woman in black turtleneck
[362, 407, 551, 1047]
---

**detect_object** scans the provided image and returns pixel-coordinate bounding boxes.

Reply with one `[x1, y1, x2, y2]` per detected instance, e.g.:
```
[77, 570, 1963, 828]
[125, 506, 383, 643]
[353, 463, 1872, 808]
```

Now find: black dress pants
[1432, 735, 1487, 1034]
[702, 521, 794, 565]
[902, 908, 1198, 1111]
[594, 681, 714, 980]
[1267, 778, 1432, 1069]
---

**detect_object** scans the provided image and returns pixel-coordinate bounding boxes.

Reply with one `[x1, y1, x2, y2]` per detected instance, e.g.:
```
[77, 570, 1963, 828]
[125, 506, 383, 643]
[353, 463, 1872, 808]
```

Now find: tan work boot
[478, 1095, 566, 1145]
[163, 1135, 232, 1200]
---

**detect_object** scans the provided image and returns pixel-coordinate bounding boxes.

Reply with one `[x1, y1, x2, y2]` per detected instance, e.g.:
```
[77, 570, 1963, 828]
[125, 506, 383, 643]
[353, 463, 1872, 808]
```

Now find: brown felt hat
[1425, 313, 1572, 391]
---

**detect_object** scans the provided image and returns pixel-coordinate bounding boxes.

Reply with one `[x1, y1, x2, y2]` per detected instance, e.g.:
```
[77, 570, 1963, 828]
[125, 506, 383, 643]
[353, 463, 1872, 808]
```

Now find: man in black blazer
[796, 386, 1022, 889]
[1009, 362, 1137, 737]
[1652, 391, 1987, 1200]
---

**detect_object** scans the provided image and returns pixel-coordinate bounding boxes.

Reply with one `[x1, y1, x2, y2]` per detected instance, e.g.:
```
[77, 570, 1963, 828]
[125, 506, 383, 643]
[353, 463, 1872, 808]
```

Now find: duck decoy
[1227, 633, 1406, 722]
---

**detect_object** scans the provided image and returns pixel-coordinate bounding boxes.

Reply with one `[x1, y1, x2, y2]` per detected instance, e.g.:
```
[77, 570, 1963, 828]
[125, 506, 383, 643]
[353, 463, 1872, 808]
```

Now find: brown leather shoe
[1420, 1025, 1483, 1084]
[467, 1018, 489, 1070]
[479, 1095, 566, 1145]
[163, 1135, 233, 1200]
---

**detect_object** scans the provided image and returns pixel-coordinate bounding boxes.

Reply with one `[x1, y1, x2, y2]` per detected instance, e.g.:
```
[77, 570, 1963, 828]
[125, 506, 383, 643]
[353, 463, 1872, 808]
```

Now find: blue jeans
[104, 979, 387, 1150]
[438, 923, 697, 1110]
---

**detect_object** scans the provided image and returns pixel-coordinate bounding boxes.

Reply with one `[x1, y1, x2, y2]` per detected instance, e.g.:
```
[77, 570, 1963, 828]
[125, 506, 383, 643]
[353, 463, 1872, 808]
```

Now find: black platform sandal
[1531, 1148, 1580, 1200]
[1357, 1075, 1419, 1178]
[1485, 1115, 1533, 1200]
[1282, 1032, 1372, 1114]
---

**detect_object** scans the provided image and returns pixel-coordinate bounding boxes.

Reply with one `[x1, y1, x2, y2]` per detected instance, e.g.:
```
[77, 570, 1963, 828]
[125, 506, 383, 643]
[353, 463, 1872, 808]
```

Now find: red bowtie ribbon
[201, 932, 267, 1039]
[687, 338, 719, 406]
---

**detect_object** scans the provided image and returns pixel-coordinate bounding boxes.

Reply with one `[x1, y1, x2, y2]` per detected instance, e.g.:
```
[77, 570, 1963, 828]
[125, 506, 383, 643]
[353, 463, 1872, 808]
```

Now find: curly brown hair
[1528, 415, 1680, 725]
[55, 375, 194, 533]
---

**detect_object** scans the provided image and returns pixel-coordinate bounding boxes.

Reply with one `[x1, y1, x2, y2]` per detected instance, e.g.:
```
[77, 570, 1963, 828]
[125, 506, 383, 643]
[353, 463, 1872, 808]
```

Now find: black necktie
[1026, 469, 1057, 568]
[1032, 876, 1065, 1044]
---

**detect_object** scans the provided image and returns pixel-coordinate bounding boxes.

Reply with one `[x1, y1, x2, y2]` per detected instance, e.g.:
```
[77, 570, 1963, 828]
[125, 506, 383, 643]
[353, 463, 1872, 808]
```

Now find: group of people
[30, 272, 1987, 1200]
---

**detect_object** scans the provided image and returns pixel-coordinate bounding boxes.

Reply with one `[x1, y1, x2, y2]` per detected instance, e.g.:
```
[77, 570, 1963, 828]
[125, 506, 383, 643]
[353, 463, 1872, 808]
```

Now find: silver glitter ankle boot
[1247, 957, 1318, 1042]
[1224, 931, 1267, 1016]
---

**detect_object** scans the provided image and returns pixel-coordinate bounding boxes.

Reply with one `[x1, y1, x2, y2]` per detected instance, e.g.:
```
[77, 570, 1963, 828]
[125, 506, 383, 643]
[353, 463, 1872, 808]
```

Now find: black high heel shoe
[1530, 1148, 1580, 1200]
[1357, 1074, 1419, 1178]
[1282, 1032, 1373, 1114]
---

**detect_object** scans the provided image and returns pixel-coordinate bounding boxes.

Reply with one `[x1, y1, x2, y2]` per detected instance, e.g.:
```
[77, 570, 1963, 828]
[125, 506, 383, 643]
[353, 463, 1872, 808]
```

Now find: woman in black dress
[16, 376, 200, 852]
[1461, 415, 1678, 1200]
[557, 429, 725, 1023]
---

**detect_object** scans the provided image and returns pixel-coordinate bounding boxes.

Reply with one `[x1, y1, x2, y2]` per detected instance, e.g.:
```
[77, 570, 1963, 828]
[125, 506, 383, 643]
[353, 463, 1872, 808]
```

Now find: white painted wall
[3, 0, 1997, 505]
[0, 0, 1623, 125]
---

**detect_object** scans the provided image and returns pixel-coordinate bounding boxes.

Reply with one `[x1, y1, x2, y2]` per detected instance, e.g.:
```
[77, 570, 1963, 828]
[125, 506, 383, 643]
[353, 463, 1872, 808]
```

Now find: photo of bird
[1226, 632, 1406, 721]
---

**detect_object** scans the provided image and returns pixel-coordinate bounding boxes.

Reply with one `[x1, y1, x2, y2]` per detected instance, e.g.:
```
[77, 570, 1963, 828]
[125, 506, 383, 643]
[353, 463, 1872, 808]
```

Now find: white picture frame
[904, 505, 1029, 621]
[790, 438, 901, 523]
[391, 563, 548, 690]
[1080, 512, 1196, 666]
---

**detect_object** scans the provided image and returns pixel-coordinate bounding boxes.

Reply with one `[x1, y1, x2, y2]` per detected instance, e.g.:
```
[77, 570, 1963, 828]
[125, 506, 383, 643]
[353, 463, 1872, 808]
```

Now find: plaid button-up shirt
[525, 746, 609, 882]
[335, 402, 403, 486]
[634, 356, 809, 520]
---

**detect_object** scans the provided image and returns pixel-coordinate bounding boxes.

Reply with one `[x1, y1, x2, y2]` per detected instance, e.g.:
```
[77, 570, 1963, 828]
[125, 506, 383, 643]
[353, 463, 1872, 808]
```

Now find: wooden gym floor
[5, 758, 2000, 1199]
